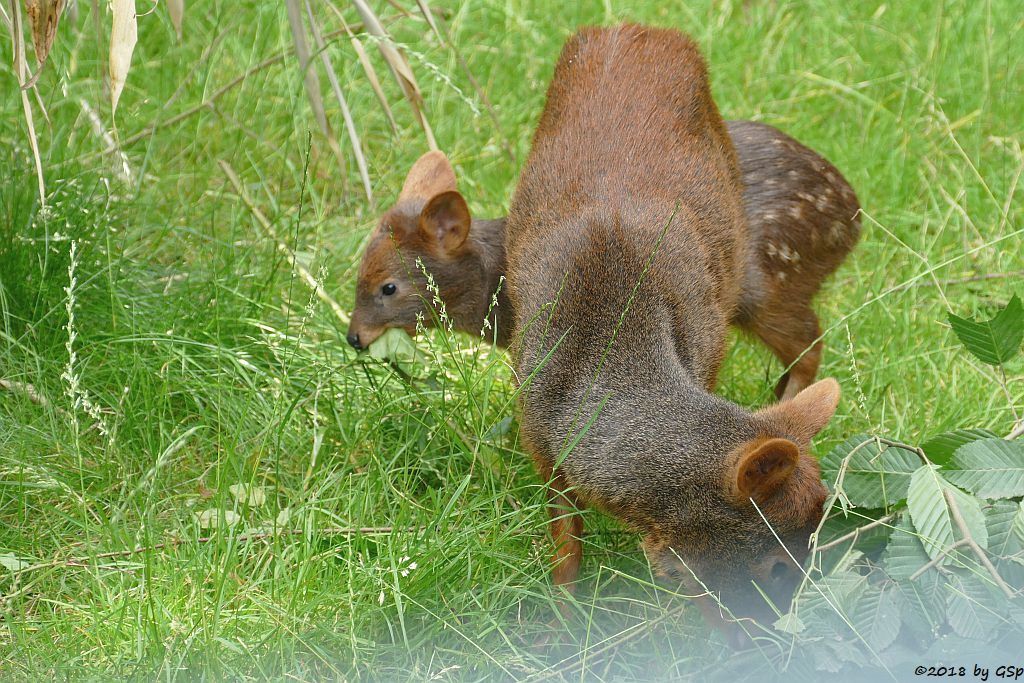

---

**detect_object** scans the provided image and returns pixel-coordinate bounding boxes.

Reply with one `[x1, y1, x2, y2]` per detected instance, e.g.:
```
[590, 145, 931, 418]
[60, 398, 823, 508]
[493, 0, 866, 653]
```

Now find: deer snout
[346, 330, 363, 350]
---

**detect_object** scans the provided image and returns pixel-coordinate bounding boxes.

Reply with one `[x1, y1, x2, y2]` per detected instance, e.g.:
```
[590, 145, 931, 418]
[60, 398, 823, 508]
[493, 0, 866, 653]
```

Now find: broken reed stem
[218, 159, 350, 326]
[875, 437, 1015, 598]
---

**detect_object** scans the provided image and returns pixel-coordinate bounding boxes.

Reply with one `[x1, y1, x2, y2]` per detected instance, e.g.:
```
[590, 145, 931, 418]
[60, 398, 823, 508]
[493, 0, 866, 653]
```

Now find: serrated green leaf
[773, 612, 806, 635]
[892, 569, 947, 641]
[851, 584, 902, 651]
[986, 500, 1023, 556]
[821, 434, 920, 508]
[366, 327, 422, 365]
[985, 501, 1024, 586]
[947, 294, 1023, 366]
[946, 439, 1024, 499]
[945, 571, 1006, 640]
[907, 465, 988, 562]
[1015, 501, 1024, 543]
[882, 516, 933, 580]
[921, 429, 999, 468]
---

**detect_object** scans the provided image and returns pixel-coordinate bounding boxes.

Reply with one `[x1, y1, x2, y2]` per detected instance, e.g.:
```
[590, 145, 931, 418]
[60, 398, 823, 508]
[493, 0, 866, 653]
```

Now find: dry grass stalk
[350, 0, 437, 150]
[219, 160, 351, 326]
[305, 0, 373, 204]
[284, 0, 347, 181]
[0, 379, 53, 408]
[10, 0, 46, 206]
[77, 22, 387, 164]
[109, 0, 137, 117]
[77, 96, 133, 183]
[166, 0, 183, 39]
[416, 1, 516, 162]
[330, 3, 398, 133]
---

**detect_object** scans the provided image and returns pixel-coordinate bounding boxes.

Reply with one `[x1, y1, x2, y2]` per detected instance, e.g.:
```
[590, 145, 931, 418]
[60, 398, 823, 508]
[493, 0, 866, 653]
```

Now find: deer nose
[346, 331, 362, 350]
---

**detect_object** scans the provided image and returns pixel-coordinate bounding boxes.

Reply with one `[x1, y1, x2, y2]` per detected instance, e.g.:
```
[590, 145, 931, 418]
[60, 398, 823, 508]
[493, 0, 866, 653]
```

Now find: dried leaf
[109, 0, 138, 117]
[24, 0, 66, 67]
[0, 552, 30, 572]
[166, 0, 183, 40]
[10, 0, 46, 205]
[196, 508, 241, 529]
[228, 483, 267, 507]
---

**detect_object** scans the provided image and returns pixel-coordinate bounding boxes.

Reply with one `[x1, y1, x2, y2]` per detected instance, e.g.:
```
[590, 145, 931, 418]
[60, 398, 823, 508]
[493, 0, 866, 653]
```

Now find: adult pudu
[506, 25, 841, 629]
[347, 133, 860, 401]
[346, 152, 509, 351]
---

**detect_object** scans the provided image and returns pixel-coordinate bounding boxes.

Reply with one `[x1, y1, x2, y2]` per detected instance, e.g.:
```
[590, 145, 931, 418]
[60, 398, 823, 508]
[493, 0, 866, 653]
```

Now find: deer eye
[382, 283, 397, 296]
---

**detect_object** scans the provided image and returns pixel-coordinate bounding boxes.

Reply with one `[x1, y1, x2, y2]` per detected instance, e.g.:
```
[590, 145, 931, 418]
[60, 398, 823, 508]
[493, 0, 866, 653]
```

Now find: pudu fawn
[348, 130, 859, 404]
[503, 24, 845, 626]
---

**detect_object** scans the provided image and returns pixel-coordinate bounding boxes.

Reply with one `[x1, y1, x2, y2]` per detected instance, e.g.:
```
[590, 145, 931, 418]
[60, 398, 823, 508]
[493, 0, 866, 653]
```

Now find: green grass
[1, 0, 1022, 679]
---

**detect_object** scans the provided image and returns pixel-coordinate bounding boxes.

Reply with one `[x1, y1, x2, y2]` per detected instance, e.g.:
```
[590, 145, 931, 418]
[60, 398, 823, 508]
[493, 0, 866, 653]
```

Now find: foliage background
[0, 0, 1022, 679]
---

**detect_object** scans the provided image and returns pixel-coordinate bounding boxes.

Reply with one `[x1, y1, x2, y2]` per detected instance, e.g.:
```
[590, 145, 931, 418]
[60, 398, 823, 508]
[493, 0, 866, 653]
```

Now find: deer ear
[420, 191, 471, 254]
[398, 151, 457, 203]
[732, 438, 800, 504]
[758, 378, 841, 445]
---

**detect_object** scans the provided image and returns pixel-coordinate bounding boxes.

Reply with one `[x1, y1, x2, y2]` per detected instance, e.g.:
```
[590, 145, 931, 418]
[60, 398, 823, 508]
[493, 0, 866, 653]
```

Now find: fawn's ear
[398, 151, 457, 203]
[732, 438, 801, 504]
[420, 190, 471, 254]
[758, 378, 841, 445]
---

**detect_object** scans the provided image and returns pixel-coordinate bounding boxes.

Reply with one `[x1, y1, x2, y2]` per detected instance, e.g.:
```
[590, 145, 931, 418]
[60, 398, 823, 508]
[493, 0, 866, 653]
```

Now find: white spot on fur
[829, 220, 846, 243]
[767, 241, 801, 265]
[788, 205, 803, 219]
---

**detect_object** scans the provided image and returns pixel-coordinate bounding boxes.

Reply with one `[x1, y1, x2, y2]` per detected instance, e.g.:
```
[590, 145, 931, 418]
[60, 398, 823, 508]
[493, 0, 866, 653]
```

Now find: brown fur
[347, 152, 510, 349]
[347, 131, 860, 401]
[504, 25, 841, 626]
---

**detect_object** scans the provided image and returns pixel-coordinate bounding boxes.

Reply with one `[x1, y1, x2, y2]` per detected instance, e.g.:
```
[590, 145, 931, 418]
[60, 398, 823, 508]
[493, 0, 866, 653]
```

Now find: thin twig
[1007, 421, 1024, 440]
[817, 513, 896, 553]
[219, 159, 350, 325]
[14, 525, 421, 576]
[943, 488, 1015, 598]
[909, 538, 969, 580]
[879, 437, 1016, 598]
